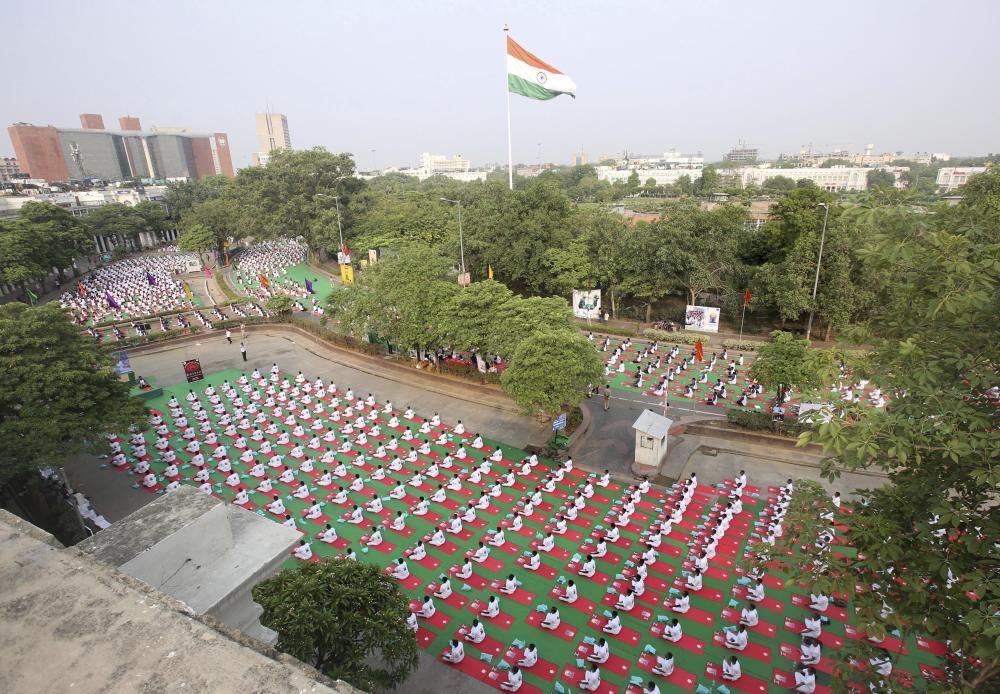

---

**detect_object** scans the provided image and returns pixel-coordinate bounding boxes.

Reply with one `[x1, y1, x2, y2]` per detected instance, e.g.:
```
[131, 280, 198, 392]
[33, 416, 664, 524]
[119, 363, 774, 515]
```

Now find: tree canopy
[500, 329, 604, 416]
[0, 303, 146, 483]
[253, 559, 418, 690]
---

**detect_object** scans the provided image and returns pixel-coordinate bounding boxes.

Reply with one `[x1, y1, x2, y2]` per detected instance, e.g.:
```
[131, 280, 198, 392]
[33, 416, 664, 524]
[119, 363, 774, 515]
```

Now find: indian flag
[507, 36, 576, 101]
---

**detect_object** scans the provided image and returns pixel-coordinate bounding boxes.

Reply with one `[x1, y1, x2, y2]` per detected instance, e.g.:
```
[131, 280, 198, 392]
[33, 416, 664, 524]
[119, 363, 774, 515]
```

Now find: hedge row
[725, 407, 812, 435]
[722, 338, 769, 351]
[641, 329, 704, 344]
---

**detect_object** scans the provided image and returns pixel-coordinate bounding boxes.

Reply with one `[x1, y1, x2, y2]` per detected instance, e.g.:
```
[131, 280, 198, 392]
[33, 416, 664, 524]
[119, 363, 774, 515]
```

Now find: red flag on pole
[694, 339, 705, 362]
[259, 274, 270, 288]
[743, 288, 752, 306]
[78, 281, 87, 297]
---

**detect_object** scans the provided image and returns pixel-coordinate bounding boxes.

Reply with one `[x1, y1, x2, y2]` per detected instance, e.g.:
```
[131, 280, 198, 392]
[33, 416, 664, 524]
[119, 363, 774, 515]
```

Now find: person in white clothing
[652, 652, 674, 676]
[587, 638, 609, 663]
[434, 576, 454, 599]
[722, 655, 742, 681]
[685, 569, 704, 592]
[540, 606, 560, 630]
[602, 611, 622, 635]
[454, 559, 473, 580]
[740, 604, 759, 628]
[579, 555, 596, 578]
[615, 588, 636, 611]
[471, 542, 490, 563]
[725, 625, 748, 651]
[579, 663, 601, 691]
[293, 540, 313, 560]
[747, 580, 766, 603]
[808, 592, 830, 613]
[663, 618, 682, 642]
[794, 664, 817, 694]
[518, 644, 538, 668]
[464, 619, 486, 644]
[416, 596, 436, 618]
[389, 558, 410, 580]
[500, 665, 523, 692]
[558, 580, 579, 603]
[671, 591, 690, 613]
[480, 595, 501, 618]
[319, 524, 339, 543]
[801, 613, 823, 639]
[442, 638, 464, 663]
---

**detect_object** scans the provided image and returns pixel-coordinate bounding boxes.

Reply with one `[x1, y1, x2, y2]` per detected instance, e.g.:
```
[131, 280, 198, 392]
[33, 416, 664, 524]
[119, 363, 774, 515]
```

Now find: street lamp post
[805, 202, 830, 342]
[440, 198, 467, 283]
[315, 193, 345, 259]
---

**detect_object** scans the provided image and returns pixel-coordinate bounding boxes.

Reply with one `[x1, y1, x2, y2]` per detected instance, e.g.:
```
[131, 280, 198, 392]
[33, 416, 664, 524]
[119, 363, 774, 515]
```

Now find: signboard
[184, 258, 203, 273]
[572, 289, 601, 320]
[684, 304, 720, 333]
[339, 263, 354, 284]
[183, 359, 204, 383]
[458, 272, 471, 288]
[368, 249, 379, 265]
[112, 351, 132, 375]
[551, 413, 567, 431]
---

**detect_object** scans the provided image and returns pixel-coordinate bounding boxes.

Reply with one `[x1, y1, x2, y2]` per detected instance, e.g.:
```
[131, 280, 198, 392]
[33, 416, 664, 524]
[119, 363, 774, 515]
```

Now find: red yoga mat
[438, 653, 490, 679]
[415, 626, 436, 648]
[566, 562, 611, 586]
[672, 578, 724, 603]
[393, 573, 424, 591]
[453, 628, 506, 657]
[503, 647, 559, 681]
[916, 636, 949, 657]
[524, 610, 578, 641]
[771, 669, 832, 694]
[447, 568, 490, 590]
[721, 607, 776, 638]
[779, 643, 837, 675]
[429, 539, 462, 555]
[573, 644, 633, 677]
[466, 601, 515, 630]
[843, 623, 906, 654]
[559, 666, 618, 694]
[489, 583, 536, 606]
[712, 630, 772, 663]
[650, 624, 706, 656]
[790, 593, 850, 622]
[635, 654, 697, 691]
[787, 617, 845, 649]
[598, 593, 654, 622]
[548, 589, 599, 616]
[665, 602, 715, 626]
[731, 586, 784, 614]
[703, 661, 768, 694]
[515, 557, 559, 580]
[361, 537, 396, 554]
[425, 583, 470, 609]
[586, 615, 641, 647]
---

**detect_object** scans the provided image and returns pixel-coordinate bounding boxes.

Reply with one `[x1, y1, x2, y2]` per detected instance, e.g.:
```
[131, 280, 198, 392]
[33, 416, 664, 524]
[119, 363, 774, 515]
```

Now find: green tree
[177, 223, 218, 267]
[84, 203, 146, 247]
[798, 189, 1000, 690]
[0, 303, 146, 483]
[749, 330, 835, 391]
[252, 560, 418, 690]
[492, 295, 575, 358]
[133, 201, 170, 240]
[762, 175, 797, 193]
[501, 330, 603, 416]
[15, 202, 91, 282]
[164, 175, 232, 217]
[695, 165, 720, 194]
[0, 219, 52, 292]
[675, 174, 693, 196]
[232, 148, 361, 255]
[865, 168, 896, 190]
[265, 295, 295, 316]
[442, 280, 514, 353]
[180, 197, 244, 256]
[327, 245, 457, 358]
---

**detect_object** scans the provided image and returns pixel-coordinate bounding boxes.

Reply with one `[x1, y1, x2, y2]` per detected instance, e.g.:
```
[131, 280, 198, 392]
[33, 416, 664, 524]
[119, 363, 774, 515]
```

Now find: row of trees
[327, 245, 603, 416]
[0, 200, 170, 296]
[167, 148, 914, 338]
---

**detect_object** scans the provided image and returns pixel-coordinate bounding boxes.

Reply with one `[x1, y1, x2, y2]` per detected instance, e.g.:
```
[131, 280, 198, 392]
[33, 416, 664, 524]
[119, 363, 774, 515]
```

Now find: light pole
[440, 198, 467, 283]
[805, 202, 830, 342]
[315, 193, 345, 259]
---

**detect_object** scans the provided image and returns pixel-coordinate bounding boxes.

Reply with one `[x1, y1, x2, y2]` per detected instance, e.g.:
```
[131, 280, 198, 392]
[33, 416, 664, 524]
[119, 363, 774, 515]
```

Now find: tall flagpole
[504, 24, 514, 191]
[738, 302, 747, 346]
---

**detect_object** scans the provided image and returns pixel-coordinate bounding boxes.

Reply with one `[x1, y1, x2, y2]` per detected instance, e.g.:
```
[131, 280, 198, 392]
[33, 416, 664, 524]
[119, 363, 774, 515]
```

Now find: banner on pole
[340, 264, 354, 284]
[551, 413, 567, 431]
[684, 305, 720, 333]
[572, 289, 601, 320]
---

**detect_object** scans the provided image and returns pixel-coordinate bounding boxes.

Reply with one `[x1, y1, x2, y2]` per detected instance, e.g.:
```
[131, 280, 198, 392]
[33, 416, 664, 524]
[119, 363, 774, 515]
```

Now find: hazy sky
[3, 1, 998, 170]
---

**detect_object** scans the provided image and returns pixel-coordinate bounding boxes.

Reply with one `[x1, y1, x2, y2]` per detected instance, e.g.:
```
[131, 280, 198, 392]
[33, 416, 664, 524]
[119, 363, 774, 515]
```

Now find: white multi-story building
[723, 166, 881, 192]
[628, 149, 704, 169]
[596, 166, 702, 186]
[935, 167, 988, 192]
[420, 153, 471, 174]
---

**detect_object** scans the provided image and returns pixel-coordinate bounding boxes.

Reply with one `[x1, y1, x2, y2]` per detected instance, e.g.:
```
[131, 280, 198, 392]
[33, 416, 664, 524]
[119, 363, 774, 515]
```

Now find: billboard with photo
[572, 289, 602, 320]
[685, 305, 721, 332]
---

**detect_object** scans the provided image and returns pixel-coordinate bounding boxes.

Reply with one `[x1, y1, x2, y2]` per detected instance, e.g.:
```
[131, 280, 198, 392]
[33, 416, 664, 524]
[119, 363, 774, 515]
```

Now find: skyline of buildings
[7, 113, 234, 183]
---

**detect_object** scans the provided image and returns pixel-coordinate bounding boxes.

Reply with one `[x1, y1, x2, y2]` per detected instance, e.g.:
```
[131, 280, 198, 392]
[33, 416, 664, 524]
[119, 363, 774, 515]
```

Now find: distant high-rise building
[7, 113, 233, 182]
[253, 113, 291, 166]
[723, 141, 758, 163]
[420, 152, 470, 174]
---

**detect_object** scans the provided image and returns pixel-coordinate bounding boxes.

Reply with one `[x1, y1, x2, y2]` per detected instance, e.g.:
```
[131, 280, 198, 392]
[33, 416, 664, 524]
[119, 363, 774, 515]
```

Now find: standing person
[240, 341, 248, 362]
[239, 322, 246, 340]
[225, 329, 233, 344]
[603, 385, 611, 412]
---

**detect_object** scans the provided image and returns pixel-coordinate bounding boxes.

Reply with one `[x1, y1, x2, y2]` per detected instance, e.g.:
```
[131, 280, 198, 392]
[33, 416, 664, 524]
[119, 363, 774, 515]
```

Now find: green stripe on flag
[508, 74, 570, 101]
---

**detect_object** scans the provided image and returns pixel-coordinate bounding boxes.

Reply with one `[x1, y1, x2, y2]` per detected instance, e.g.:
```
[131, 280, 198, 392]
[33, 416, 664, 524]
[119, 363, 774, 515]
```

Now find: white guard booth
[632, 409, 673, 475]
